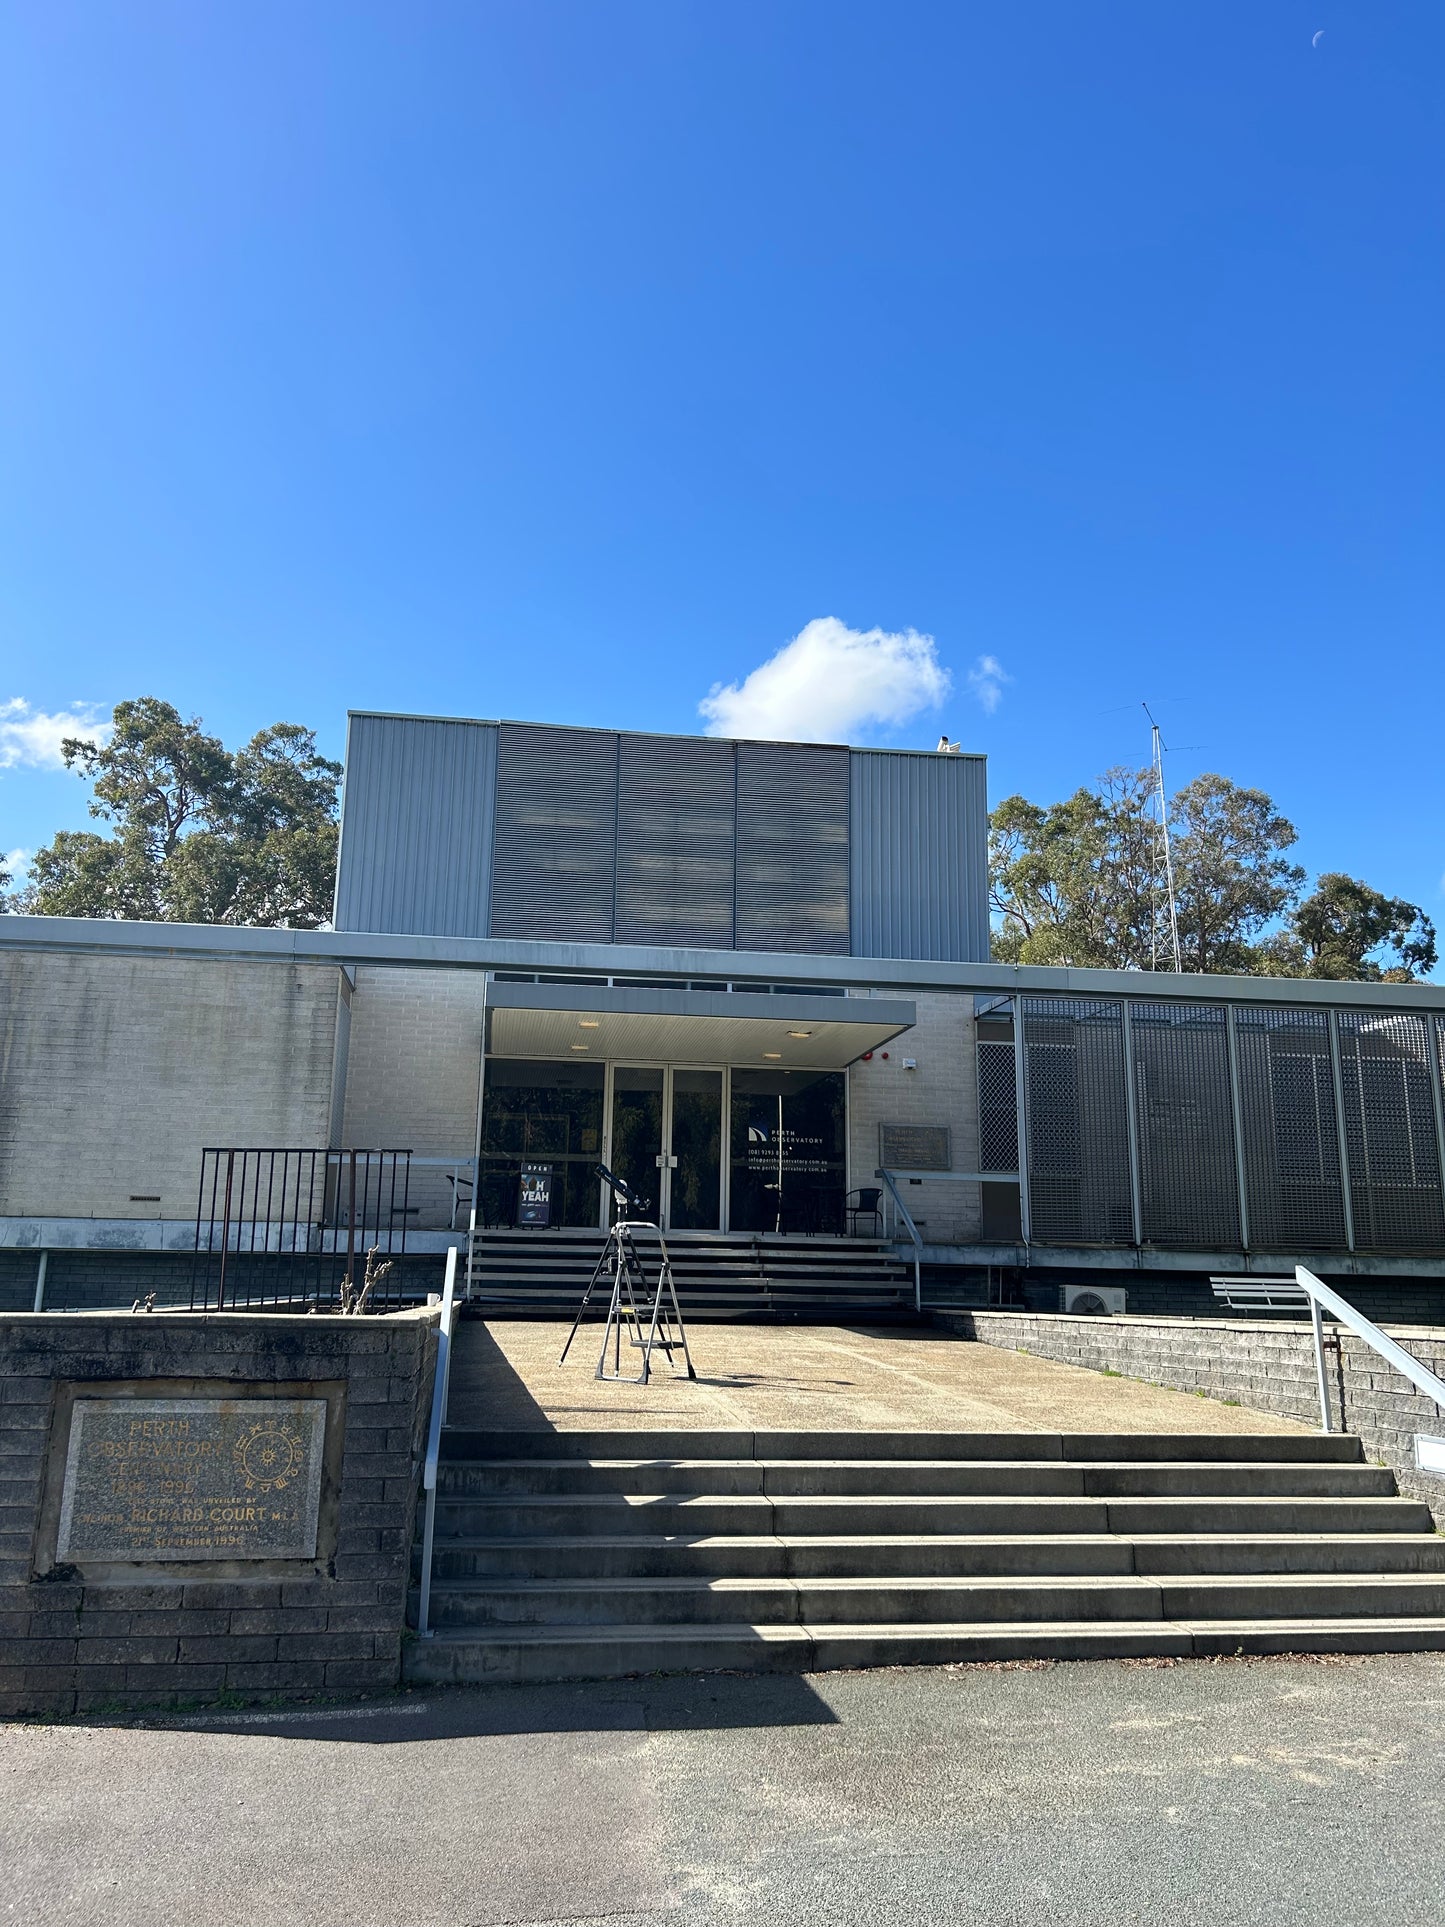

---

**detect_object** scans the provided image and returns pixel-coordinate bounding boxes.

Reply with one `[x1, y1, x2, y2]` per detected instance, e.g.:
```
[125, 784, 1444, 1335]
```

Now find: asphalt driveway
[4, 1654, 1444, 1926]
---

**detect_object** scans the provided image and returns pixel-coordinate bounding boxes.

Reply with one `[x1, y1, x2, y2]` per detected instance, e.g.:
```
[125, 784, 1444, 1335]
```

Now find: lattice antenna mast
[1144, 703, 1183, 973]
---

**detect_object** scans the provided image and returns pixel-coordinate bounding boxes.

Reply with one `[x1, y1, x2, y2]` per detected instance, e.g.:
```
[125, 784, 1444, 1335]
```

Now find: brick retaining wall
[937, 1308, 1445, 1525]
[0, 1308, 436, 1717]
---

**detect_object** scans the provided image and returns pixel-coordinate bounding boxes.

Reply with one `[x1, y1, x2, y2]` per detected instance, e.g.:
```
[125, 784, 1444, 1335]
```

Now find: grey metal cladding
[333, 713, 497, 937]
[490, 724, 619, 942]
[614, 733, 736, 949]
[734, 742, 850, 956]
[849, 750, 989, 962]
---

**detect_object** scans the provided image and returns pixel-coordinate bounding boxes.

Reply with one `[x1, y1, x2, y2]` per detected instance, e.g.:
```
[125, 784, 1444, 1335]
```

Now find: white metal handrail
[415, 1244, 460, 1640]
[1295, 1264, 1445, 1434]
[875, 1168, 922, 1314]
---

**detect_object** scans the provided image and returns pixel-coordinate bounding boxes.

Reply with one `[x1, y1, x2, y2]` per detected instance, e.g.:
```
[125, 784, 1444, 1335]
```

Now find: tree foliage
[990, 766, 1304, 972]
[4, 697, 341, 927]
[1259, 873, 1438, 983]
[990, 766, 1434, 982]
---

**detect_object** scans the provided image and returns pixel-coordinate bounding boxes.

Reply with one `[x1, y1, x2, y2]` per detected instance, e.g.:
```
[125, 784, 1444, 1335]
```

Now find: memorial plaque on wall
[879, 1124, 952, 1171]
[57, 1397, 327, 1563]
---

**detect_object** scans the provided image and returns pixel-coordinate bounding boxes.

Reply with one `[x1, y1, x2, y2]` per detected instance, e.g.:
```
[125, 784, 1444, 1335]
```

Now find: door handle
[655, 1154, 678, 1168]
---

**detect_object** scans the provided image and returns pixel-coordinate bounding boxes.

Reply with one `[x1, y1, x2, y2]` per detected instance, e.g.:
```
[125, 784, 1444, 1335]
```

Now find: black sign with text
[518, 1162, 554, 1226]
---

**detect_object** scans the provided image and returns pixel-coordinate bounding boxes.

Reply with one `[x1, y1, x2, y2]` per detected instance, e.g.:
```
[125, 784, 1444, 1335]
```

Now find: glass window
[478, 1058, 604, 1228]
[670, 1069, 723, 1231]
[729, 1069, 846, 1234]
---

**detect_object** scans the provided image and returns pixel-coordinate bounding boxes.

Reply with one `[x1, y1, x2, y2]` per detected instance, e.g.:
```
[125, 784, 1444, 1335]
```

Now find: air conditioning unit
[1062, 1284, 1128, 1317]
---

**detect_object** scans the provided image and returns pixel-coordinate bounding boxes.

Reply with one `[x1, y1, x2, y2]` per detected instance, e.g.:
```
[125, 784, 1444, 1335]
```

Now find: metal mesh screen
[1020, 998, 1133, 1244]
[1233, 1006, 1347, 1251]
[491, 725, 619, 942]
[734, 742, 850, 955]
[976, 1036, 1019, 1173]
[614, 733, 736, 949]
[1338, 1012, 1445, 1251]
[1129, 1002, 1241, 1248]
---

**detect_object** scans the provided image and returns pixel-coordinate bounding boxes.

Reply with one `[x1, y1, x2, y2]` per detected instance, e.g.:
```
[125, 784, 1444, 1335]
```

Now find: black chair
[845, 1187, 883, 1236]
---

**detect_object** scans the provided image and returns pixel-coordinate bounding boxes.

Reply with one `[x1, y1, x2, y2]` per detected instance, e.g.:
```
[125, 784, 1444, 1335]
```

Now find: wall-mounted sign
[879, 1124, 952, 1171]
[56, 1397, 327, 1563]
[518, 1162, 554, 1226]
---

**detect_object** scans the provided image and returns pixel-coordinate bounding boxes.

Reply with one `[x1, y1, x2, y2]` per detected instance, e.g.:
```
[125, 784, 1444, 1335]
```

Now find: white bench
[1209, 1275, 1310, 1314]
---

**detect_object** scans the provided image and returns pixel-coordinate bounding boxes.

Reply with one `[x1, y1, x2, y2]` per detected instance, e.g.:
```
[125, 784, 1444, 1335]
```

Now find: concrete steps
[404, 1428, 1445, 1685]
[465, 1231, 913, 1317]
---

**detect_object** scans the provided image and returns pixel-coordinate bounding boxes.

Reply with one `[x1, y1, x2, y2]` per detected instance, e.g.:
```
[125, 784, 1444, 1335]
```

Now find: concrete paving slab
[450, 1319, 1316, 1436]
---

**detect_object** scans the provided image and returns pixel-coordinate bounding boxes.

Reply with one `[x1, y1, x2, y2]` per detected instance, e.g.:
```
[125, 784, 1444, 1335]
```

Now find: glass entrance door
[608, 1067, 665, 1220]
[606, 1066, 724, 1231]
[668, 1069, 723, 1230]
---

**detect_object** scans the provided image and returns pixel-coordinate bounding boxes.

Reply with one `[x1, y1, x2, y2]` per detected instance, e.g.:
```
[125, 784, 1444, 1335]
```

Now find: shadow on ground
[136, 1668, 840, 1744]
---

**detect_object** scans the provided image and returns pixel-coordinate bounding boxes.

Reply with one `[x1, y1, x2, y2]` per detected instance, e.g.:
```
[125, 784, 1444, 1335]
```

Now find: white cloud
[698, 617, 951, 744]
[2, 847, 29, 882]
[966, 654, 1011, 715]
[0, 698, 111, 771]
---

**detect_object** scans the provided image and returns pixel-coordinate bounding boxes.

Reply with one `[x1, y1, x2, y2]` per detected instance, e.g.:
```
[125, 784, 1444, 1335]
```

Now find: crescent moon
[1312, 29, 1324, 46]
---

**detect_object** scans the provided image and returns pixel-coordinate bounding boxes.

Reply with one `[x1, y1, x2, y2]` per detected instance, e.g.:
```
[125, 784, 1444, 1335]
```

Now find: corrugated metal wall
[734, 742, 851, 955]
[333, 714, 497, 937]
[614, 734, 736, 949]
[849, 751, 989, 962]
[490, 724, 620, 942]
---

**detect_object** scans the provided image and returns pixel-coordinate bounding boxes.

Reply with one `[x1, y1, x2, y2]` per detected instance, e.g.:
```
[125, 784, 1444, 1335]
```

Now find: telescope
[558, 1164, 694, 1386]
[595, 1161, 650, 1218]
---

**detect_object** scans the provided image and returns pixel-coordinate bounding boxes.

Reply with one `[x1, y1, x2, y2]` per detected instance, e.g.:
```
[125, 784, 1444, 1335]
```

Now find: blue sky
[2, 3, 1442, 941]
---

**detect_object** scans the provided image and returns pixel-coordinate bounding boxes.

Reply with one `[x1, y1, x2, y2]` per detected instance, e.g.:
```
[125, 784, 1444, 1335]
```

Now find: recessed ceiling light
[570, 1043, 589, 1052]
[577, 1018, 600, 1028]
[787, 1030, 812, 1039]
[763, 1051, 782, 1060]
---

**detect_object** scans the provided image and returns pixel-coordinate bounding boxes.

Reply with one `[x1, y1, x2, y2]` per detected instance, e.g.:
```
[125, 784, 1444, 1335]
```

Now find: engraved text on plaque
[57, 1397, 327, 1563]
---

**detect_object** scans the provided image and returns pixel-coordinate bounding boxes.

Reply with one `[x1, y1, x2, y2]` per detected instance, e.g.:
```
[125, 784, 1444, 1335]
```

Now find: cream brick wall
[0, 952, 341, 1220]
[847, 988, 980, 1244]
[340, 967, 486, 1155]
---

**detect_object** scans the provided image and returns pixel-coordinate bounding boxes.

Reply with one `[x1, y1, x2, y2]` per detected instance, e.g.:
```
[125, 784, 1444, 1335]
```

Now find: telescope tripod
[558, 1217, 696, 1385]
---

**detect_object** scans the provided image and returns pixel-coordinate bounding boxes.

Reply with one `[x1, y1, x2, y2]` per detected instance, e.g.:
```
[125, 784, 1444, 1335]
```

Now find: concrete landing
[447, 1319, 1313, 1436]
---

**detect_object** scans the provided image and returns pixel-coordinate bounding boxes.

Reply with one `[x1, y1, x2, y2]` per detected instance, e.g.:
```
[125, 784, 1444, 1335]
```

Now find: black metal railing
[189, 1148, 414, 1310]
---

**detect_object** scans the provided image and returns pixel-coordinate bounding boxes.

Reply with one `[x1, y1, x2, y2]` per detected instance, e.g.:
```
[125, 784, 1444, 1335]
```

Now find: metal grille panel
[1338, 1012, 1445, 1251]
[490, 725, 619, 942]
[1129, 1002, 1240, 1248]
[976, 1038, 1019, 1173]
[1233, 1006, 1347, 1251]
[734, 742, 850, 955]
[614, 734, 736, 949]
[1021, 998, 1133, 1244]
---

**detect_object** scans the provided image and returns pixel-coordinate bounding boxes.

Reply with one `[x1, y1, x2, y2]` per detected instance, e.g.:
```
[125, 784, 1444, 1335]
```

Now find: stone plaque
[879, 1124, 952, 1171]
[57, 1397, 327, 1563]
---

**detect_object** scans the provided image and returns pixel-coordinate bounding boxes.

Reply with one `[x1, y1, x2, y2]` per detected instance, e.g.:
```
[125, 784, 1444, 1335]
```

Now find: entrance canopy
[486, 981, 915, 1069]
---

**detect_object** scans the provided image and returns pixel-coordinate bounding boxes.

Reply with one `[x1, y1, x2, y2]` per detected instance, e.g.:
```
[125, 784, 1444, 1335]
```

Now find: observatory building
[3, 712, 1444, 1320]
